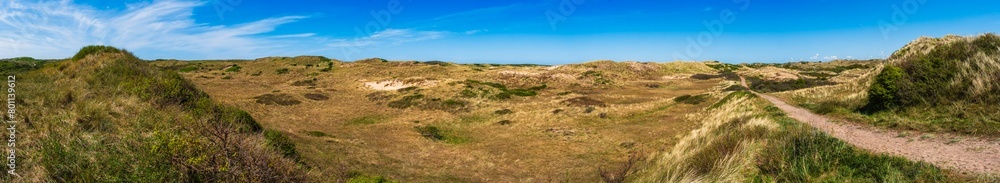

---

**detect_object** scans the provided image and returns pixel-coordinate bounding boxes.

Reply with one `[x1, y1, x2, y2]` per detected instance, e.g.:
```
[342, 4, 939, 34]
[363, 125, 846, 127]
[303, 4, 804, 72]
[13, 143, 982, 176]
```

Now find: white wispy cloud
[326, 28, 450, 48]
[464, 29, 488, 35]
[0, 0, 316, 59]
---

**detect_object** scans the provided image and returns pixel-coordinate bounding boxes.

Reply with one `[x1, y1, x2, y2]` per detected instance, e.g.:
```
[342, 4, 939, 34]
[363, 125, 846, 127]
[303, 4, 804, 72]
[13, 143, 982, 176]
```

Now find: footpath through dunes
[740, 76, 1000, 175]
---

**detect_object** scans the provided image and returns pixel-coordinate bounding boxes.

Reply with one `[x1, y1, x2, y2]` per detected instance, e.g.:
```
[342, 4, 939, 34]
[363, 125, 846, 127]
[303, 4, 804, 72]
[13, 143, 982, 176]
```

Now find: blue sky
[1, 0, 998, 64]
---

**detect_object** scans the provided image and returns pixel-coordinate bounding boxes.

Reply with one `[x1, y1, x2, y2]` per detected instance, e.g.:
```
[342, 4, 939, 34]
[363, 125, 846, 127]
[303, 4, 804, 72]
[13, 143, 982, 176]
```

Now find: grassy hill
[862, 34, 1000, 136]
[764, 34, 1000, 137]
[635, 91, 965, 182]
[2, 46, 304, 182]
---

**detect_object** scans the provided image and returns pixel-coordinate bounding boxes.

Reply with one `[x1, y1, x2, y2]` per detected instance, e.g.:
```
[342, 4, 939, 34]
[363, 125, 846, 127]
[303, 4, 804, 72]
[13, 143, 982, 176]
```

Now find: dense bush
[276, 68, 290, 74]
[863, 66, 905, 111]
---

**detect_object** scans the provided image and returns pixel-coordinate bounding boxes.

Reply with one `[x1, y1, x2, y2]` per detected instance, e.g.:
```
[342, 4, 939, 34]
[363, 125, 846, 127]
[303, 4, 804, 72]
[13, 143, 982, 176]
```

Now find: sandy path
[740, 77, 1000, 174]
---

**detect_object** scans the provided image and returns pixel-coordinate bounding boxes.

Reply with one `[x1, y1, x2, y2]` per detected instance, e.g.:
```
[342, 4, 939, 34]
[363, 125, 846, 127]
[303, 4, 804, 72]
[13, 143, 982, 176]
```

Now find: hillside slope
[2, 46, 304, 182]
[864, 34, 1000, 136]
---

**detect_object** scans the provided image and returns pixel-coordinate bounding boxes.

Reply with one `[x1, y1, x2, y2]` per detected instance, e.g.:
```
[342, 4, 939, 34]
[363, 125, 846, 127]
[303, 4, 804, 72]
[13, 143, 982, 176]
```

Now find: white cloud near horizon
[325, 28, 450, 48]
[0, 0, 453, 60]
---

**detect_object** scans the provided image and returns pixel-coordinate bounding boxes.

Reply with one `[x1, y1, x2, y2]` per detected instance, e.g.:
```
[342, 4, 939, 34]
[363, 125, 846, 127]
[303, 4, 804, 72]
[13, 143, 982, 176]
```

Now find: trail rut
[740, 76, 1000, 174]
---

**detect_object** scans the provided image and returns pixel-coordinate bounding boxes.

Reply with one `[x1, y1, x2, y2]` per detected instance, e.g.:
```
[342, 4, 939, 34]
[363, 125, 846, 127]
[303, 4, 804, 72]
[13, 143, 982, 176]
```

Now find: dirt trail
[740, 77, 1000, 174]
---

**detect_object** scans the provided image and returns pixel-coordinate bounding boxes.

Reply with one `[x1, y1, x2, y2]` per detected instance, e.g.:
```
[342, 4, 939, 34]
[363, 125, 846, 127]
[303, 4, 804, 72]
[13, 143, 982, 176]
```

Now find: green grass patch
[276, 68, 290, 74]
[72, 45, 125, 61]
[264, 129, 299, 160]
[178, 65, 198, 72]
[346, 115, 387, 125]
[224, 65, 241, 72]
[305, 131, 327, 137]
[674, 94, 710, 105]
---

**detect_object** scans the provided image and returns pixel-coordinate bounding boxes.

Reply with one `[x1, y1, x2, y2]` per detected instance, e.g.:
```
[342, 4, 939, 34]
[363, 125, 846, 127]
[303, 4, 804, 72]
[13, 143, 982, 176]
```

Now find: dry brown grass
[160, 58, 725, 181]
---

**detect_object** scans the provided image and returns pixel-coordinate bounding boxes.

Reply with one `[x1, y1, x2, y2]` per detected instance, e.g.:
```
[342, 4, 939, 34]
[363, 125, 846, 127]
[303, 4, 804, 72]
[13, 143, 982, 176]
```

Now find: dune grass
[636, 91, 968, 182]
[1, 46, 305, 182]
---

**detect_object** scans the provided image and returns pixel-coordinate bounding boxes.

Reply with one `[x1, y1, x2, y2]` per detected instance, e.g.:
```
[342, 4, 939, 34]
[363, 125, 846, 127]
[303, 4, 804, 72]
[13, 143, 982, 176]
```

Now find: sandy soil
[364, 80, 437, 91]
[741, 77, 1000, 174]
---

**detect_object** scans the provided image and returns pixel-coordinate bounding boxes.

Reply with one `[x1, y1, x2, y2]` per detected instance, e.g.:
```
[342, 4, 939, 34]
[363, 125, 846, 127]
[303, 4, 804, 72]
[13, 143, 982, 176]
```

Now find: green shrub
[674, 94, 710, 105]
[346, 115, 386, 125]
[397, 86, 419, 92]
[507, 89, 537, 96]
[528, 84, 548, 90]
[723, 85, 748, 92]
[224, 65, 241, 72]
[305, 131, 327, 137]
[276, 68, 290, 74]
[228, 108, 263, 132]
[320, 62, 334, 72]
[264, 129, 298, 159]
[415, 126, 444, 140]
[864, 66, 904, 111]
[746, 77, 836, 93]
[178, 65, 198, 72]
[494, 109, 514, 115]
[387, 94, 424, 109]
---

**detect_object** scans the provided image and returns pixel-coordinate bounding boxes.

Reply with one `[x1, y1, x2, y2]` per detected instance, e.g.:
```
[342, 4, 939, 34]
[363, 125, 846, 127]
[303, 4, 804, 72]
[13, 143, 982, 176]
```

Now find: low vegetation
[636, 91, 964, 182]
[3, 46, 305, 182]
[745, 76, 837, 93]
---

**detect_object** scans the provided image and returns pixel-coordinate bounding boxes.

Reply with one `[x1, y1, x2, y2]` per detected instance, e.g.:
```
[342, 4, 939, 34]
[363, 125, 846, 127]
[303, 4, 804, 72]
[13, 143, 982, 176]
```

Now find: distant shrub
[304, 93, 329, 101]
[0, 57, 44, 74]
[306, 131, 327, 137]
[254, 94, 301, 106]
[387, 94, 424, 109]
[347, 115, 385, 125]
[422, 61, 450, 66]
[494, 109, 514, 115]
[674, 94, 710, 105]
[320, 62, 334, 72]
[397, 86, 419, 92]
[415, 126, 444, 140]
[746, 77, 836, 93]
[291, 79, 316, 86]
[690, 74, 723, 80]
[178, 65, 198, 72]
[276, 68, 290, 74]
[496, 120, 513, 125]
[562, 97, 608, 107]
[506, 89, 537, 96]
[528, 84, 548, 90]
[224, 65, 241, 72]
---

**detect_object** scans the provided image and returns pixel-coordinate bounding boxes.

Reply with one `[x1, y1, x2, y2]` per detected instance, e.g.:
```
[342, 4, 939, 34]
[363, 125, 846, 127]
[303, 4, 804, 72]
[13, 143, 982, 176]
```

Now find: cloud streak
[326, 29, 450, 48]
[0, 0, 315, 59]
